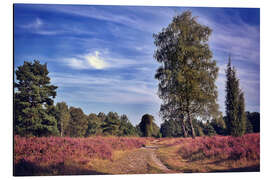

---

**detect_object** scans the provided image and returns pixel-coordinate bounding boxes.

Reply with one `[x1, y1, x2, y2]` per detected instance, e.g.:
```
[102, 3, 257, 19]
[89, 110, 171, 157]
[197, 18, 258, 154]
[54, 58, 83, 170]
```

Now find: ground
[14, 135, 260, 175]
[88, 139, 259, 174]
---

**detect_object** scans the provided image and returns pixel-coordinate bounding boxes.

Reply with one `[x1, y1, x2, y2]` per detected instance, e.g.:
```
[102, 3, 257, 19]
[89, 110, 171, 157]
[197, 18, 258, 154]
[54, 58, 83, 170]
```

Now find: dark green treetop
[139, 114, 154, 137]
[14, 60, 58, 137]
[67, 107, 88, 137]
[118, 114, 138, 136]
[225, 57, 246, 136]
[101, 112, 120, 136]
[86, 113, 103, 136]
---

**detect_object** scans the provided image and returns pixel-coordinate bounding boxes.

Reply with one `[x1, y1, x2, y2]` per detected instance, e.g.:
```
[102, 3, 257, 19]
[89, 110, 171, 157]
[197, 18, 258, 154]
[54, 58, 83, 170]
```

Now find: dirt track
[105, 145, 173, 174]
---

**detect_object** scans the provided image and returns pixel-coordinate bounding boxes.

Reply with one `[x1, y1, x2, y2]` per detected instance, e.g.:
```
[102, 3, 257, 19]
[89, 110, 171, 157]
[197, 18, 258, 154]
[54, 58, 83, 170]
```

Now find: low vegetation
[14, 135, 147, 175]
[156, 133, 260, 172]
[14, 133, 259, 175]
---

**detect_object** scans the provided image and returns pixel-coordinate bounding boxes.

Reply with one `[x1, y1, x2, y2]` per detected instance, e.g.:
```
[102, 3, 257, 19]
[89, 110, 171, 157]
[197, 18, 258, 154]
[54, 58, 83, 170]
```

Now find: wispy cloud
[21, 17, 43, 29]
[64, 49, 155, 70]
[51, 72, 161, 105]
[23, 5, 177, 34]
[66, 51, 108, 70]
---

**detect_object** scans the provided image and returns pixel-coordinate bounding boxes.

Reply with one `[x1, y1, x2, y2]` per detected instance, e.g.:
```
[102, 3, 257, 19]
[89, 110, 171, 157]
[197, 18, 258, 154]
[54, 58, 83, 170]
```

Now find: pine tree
[101, 112, 120, 136]
[118, 114, 138, 136]
[14, 60, 58, 137]
[153, 11, 219, 138]
[66, 107, 88, 137]
[225, 57, 246, 136]
[86, 113, 102, 136]
[238, 92, 246, 135]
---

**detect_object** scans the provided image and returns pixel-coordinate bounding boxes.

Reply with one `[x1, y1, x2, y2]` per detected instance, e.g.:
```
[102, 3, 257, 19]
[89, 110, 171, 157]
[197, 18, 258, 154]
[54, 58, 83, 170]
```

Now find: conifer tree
[154, 11, 219, 138]
[101, 112, 120, 136]
[67, 107, 88, 137]
[225, 57, 246, 136]
[86, 113, 102, 136]
[14, 60, 58, 136]
[238, 92, 246, 135]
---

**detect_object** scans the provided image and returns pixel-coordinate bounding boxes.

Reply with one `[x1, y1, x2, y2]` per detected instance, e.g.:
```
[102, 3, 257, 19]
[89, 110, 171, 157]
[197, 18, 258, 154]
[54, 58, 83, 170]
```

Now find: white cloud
[66, 51, 108, 70]
[86, 51, 108, 69]
[65, 50, 155, 70]
[66, 58, 89, 70]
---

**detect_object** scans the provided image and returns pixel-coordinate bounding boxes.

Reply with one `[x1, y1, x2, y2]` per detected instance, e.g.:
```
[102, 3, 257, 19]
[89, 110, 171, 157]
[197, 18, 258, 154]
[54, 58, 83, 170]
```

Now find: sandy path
[106, 145, 173, 174]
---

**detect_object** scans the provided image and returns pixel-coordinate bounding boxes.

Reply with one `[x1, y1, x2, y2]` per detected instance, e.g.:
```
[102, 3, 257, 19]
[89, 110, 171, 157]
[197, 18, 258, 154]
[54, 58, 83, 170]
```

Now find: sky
[14, 4, 260, 126]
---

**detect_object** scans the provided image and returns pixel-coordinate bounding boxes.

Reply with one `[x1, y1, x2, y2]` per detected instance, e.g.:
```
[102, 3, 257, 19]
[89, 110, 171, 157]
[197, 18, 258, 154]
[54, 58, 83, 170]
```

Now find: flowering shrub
[176, 133, 260, 161]
[14, 136, 147, 167]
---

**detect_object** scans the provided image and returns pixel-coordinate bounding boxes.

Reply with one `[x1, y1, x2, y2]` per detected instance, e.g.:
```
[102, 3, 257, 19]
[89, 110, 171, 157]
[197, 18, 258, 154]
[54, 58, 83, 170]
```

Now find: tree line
[14, 11, 260, 138]
[14, 61, 159, 137]
[14, 60, 260, 138]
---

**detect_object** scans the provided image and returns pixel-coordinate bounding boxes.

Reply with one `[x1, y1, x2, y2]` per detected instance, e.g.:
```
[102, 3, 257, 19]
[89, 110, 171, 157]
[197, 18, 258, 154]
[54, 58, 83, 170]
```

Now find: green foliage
[210, 117, 227, 135]
[225, 57, 246, 136]
[151, 122, 161, 138]
[203, 121, 216, 136]
[246, 111, 260, 133]
[245, 116, 254, 134]
[85, 112, 139, 137]
[97, 112, 106, 121]
[101, 112, 120, 136]
[135, 125, 143, 137]
[86, 113, 102, 136]
[139, 114, 154, 137]
[238, 92, 246, 135]
[66, 107, 88, 137]
[14, 60, 58, 137]
[118, 114, 138, 136]
[55, 102, 70, 137]
[160, 119, 183, 137]
[153, 11, 219, 138]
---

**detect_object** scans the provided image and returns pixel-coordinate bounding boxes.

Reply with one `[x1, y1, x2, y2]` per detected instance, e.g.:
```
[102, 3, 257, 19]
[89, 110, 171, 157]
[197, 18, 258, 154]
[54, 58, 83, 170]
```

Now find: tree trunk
[182, 120, 188, 137]
[187, 111, 196, 139]
[180, 114, 188, 137]
[61, 121, 63, 137]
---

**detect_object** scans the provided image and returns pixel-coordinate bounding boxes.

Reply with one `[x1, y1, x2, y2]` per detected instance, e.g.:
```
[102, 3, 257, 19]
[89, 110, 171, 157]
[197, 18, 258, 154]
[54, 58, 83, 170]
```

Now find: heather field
[14, 133, 260, 175]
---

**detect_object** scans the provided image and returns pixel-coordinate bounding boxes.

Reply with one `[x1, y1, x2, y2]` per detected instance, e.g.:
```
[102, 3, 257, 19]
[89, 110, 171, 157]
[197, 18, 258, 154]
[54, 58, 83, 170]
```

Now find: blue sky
[14, 4, 260, 126]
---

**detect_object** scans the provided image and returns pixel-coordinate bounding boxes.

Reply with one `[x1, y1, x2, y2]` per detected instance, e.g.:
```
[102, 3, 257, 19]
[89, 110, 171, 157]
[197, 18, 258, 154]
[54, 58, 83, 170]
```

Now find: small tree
[55, 102, 70, 137]
[160, 119, 183, 137]
[66, 107, 88, 137]
[246, 111, 260, 133]
[14, 60, 58, 137]
[139, 114, 154, 137]
[101, 112, 120, 136]
[245, 112, 254, 134]
[225, 57, 246, 136]
[238, 92, 246, 135]
[118, 114, 138, 136]
[203, 121, 216, 136]
[86, 113, 102, 136]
